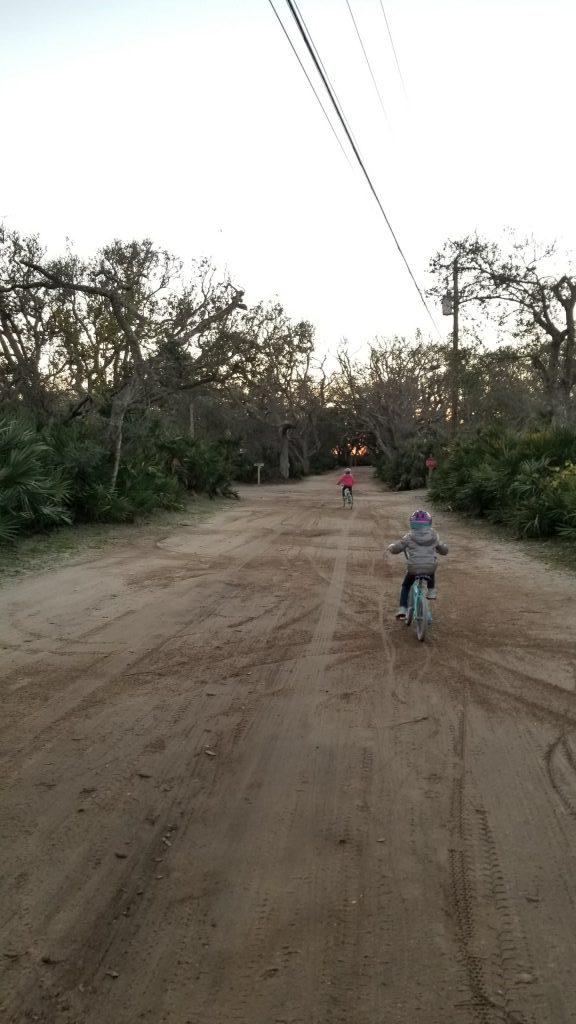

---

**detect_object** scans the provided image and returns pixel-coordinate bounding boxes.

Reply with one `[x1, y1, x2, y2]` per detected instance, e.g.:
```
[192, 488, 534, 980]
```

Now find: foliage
[374, 435, 439, 491]
[429, 234, 576, 425]
[430, 428, 576, 538]
[0, 409, 238, 543]
[336, 337, 446, 461]
[158, 434, 238, 498]
[0, 415, 71, 542]
[45, 420, 131, 522]
[4, 222, 576, 555]
[309, 450, 339, 474]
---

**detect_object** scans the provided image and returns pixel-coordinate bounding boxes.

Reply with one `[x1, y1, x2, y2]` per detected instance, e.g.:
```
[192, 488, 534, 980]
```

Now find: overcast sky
[1, 0, 575, 356]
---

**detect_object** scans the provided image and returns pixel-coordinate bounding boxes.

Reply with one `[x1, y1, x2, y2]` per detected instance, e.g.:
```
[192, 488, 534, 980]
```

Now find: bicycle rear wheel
[415, 593, 429, 641]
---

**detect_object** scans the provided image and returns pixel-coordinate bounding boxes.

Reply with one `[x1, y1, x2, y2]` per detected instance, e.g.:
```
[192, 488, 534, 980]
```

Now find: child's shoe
[428, 589, 437, 599]
[395, 607, 407, 619]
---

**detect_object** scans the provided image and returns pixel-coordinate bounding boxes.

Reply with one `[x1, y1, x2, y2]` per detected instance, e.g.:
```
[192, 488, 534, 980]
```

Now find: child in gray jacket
[388, 508, 448, 619]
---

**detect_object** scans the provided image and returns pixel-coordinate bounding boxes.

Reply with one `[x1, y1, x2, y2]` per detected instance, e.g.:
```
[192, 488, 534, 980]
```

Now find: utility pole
[451, 257, 459, 437]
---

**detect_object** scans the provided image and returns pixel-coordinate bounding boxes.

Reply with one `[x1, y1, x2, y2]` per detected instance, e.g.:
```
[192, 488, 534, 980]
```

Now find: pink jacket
[338, 473, 354, 487]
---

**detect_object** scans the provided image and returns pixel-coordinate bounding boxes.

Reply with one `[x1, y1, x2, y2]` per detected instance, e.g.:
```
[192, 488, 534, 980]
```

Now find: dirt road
[2, 468, 576, 1024]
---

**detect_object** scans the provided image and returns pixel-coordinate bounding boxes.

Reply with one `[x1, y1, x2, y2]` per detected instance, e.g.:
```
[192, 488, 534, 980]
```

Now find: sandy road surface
[1, 468, 576, 1024]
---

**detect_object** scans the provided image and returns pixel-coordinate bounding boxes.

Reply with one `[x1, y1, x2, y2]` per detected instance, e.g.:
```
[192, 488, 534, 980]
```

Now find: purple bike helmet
[409, 509, 432, 528]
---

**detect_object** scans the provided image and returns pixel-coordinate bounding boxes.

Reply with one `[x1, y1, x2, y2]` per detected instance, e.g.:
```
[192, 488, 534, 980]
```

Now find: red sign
[425, 457, 437, 470]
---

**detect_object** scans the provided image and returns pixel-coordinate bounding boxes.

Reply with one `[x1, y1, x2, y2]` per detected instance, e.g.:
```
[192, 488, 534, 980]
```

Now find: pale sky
[1, 0, 575, 357]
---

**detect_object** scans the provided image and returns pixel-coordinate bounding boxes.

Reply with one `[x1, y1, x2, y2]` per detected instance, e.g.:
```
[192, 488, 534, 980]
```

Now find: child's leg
[428, 573, 436, 598]
[399, 573, 413, 608]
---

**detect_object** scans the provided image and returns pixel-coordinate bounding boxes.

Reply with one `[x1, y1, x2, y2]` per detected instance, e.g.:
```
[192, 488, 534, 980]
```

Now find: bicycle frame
[406, 575, 432, 641]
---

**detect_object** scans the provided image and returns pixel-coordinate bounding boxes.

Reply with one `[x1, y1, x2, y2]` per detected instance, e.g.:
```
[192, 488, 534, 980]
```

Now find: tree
[430, 234, 576, 425]
[0, 232, 68, 413]
[457, 343, 544, 428]
[1, 234, 248, 485]
[336, 336, 447, 459]
[228, 303, 319, 478]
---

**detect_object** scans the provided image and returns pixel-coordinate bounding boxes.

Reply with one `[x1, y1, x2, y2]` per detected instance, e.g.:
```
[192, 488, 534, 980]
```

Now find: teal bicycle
[405, 574, 433, 642]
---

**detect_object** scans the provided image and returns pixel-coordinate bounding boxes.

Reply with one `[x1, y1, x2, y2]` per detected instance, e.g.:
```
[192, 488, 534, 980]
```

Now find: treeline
[0, 230, 343, 541]
[1, 226, 576, 545]
[430, 235, 576, 540]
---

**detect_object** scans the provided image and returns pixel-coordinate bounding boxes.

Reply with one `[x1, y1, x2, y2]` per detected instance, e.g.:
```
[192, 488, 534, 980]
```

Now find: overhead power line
[378, 0, 408, 99]
[345, 0, 390, 129]
[279, 0, 440, 334]
[267, 0, 351, 165]
[292, 0, 361, 152]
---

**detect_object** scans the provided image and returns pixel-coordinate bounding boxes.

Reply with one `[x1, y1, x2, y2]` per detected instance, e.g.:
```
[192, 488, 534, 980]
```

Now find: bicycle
[343, 486, 353, 509]
[405, 574, 433, 641]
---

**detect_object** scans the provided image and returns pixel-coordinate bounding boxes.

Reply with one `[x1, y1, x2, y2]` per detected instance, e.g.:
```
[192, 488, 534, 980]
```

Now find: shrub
[430, 428, 576, 540]
[309, 450, 339, 474]
[158, 435, 237, 497]
[375, 435, 442, 491]
[0, 415, 71, 541]
[46, 420, 130, 522]
[0, 409, 238, 544]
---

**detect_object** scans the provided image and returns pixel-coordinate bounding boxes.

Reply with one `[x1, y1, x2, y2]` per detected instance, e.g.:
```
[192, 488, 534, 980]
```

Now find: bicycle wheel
[415, 593, 429, 641]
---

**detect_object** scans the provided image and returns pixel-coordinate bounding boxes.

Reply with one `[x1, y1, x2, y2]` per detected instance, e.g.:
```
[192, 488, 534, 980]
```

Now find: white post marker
[254, 462, 264, 485]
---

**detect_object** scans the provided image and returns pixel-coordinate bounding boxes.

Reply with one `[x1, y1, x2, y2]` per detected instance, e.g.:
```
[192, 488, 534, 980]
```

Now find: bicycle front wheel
[415, 593, 429, 641]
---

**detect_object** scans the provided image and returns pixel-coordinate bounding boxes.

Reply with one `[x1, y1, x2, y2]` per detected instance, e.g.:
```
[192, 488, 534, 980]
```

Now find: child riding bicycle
[388, 509, 448, 619]
[337, 468, 355, 506]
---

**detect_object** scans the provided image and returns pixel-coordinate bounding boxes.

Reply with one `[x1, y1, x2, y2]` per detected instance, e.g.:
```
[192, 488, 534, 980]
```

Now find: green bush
[0, 415, 71, 541]
[375, 435, 442, 491]
[430, 428, 576, 539]
[0, 409, 238, 543]
[46, 421, 130, 522]
[158, 435, 237, 497]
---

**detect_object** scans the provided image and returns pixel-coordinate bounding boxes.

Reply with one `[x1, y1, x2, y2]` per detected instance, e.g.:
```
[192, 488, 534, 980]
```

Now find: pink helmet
[410, 509, 432, 528]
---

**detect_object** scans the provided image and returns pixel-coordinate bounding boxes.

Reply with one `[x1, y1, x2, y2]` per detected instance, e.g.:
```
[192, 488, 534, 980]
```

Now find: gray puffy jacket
[388, 528, 448, 575]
